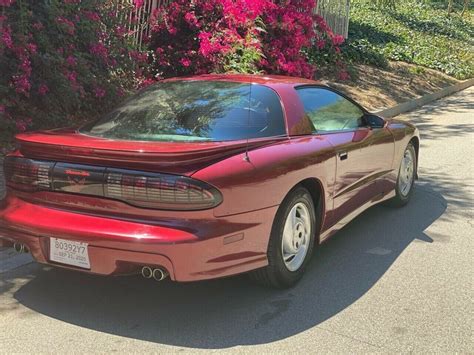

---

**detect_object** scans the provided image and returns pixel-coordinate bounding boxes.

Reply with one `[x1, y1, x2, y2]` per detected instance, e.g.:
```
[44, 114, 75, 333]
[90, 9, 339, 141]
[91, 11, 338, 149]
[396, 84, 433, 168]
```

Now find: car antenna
[243, 83, 252, 163]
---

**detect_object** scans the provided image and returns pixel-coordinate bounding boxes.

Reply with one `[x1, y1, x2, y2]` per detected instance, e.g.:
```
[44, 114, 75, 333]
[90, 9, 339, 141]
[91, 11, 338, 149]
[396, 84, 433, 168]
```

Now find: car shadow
[8, 182, 446, 349]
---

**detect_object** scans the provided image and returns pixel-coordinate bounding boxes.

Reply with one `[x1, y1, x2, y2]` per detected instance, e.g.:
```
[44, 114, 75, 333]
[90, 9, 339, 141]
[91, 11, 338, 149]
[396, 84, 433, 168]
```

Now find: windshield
[81, 81, 286, 142]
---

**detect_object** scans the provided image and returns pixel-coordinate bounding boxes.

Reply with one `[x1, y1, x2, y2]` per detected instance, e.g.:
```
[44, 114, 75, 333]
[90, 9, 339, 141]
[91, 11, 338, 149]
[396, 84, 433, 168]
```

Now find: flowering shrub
[304, 16, 351, 81]
[147, 0, 269, 78]
[0, 0, 147, 146]
[0, 0, 348, 149]
[262, 1, 348, 80]
[147, 0, 346, 79]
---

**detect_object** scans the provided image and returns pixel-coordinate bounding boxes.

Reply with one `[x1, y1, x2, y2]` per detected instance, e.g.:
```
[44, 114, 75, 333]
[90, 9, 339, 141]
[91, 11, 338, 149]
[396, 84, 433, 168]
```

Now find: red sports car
[0, 74, 419, 288]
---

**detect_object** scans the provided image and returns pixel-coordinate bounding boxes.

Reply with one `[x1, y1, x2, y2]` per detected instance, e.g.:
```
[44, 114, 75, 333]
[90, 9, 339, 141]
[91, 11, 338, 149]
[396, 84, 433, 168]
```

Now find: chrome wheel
[281, 202, 311, 272]
[398, 147, 415, 197]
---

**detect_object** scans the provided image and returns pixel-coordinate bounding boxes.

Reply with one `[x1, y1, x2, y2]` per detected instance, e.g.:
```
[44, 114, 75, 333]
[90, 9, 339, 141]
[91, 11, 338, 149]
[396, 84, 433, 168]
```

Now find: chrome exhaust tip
[152, 268, 169, 282]
[141, 266, 153, 279]
[13, 243, 25, 253]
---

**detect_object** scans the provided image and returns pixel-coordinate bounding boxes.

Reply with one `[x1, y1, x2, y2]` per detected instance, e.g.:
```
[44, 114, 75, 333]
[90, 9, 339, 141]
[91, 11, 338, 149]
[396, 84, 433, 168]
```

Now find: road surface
[0, 87, 472, 353]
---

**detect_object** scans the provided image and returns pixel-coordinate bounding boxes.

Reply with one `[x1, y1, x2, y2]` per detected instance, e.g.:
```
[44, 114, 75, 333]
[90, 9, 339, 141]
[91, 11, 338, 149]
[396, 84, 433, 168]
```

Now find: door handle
[338, 151, 348, 161]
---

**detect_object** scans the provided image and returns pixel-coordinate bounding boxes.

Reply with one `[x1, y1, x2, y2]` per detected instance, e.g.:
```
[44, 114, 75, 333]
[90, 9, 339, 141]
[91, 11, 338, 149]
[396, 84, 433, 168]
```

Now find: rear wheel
[389, 142, 416, 207]
[250, 187, 316, 289]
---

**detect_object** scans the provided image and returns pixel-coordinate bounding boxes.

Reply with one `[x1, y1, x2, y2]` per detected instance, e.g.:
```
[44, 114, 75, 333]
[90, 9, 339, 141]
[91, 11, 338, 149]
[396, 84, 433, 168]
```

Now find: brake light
[4, 157, 54, 192]
[105, 169, 222, 210]
[3, 157, 222, 210]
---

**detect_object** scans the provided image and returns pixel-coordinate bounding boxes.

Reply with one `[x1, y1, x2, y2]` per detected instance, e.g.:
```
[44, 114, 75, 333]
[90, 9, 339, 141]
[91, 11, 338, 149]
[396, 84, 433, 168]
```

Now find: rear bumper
[0, 194, 277, 281]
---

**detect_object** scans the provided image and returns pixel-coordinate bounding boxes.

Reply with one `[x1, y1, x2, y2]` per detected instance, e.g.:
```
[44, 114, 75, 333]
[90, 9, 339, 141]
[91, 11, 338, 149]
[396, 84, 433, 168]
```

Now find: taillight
[105, 169, 222, 210]
[4, 157, 54, 192]
[3, 157, 222, 210]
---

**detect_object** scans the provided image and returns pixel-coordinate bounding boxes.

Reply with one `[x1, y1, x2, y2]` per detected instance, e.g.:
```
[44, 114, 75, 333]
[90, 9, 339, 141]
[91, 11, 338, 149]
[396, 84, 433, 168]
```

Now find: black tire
[388, 142, 417, 207]
[250, 187, 316, 289]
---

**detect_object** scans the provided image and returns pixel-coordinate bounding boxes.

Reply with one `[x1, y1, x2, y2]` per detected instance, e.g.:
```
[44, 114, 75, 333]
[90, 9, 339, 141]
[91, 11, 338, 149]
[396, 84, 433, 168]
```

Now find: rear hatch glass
[80, 81, 286, 142]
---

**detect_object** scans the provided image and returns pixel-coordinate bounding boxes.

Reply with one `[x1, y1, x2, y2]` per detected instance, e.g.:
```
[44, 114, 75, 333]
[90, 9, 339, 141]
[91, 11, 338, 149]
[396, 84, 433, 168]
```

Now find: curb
[375, 78, 474, 118]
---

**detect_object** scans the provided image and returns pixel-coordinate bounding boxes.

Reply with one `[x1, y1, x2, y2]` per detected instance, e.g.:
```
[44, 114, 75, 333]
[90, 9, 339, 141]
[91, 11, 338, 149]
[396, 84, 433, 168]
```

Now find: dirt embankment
[322, 61, 460, 112]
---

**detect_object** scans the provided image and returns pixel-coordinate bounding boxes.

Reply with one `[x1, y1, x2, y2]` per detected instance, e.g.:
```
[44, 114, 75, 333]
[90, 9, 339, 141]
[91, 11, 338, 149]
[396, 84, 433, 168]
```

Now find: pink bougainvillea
[94, 86, 106, 98]
[0, 0, 15, 7]
[38, 84, 49, 95]
[56, 16, 76, 35]
[148, 0, 275, 77]
[0, 0, 146, 144]
[0, 0, 347, 147]
[66, 55, 77, 66]
[148, 0, 345, 79]
[15, 117, 32, 132]
[12, 74, 31, 95]
[83, 10, 101, 22]
[1, 25, 13, 48]
[89, 42, 108, 60]
[133, 0, 145, 9]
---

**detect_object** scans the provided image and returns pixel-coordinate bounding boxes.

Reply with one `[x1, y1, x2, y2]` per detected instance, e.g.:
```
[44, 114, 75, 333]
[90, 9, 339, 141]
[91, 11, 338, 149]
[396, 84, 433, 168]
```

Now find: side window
[296, 88, 364, 132]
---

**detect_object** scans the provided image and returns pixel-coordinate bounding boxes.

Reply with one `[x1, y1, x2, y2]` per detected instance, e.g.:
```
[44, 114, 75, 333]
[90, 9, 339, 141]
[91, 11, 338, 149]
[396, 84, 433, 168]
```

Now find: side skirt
[319, 190, 396, 244]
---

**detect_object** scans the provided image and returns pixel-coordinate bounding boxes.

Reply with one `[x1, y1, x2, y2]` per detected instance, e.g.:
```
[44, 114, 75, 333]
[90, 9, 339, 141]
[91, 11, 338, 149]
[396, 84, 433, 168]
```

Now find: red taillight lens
[4, 157, 54, 192]
[4, 157, 222, 210]
[105, 169, 222, 210]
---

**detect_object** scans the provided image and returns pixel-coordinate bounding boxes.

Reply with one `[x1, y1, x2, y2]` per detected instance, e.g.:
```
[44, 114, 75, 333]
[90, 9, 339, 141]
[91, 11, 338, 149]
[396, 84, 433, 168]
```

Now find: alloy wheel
[281, 202, 311, 272]
[398, 147, 415, 197]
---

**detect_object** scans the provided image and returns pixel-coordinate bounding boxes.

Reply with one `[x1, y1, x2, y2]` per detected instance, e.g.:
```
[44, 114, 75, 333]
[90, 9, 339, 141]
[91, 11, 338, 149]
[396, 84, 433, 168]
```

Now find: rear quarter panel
[192, 136, 336, 221]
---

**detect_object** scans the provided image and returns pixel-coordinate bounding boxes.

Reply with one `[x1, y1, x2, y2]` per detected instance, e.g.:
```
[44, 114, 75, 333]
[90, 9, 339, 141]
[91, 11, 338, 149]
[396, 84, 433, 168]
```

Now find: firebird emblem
[65, 169, 90, 177]
[65, 169, 89, 186]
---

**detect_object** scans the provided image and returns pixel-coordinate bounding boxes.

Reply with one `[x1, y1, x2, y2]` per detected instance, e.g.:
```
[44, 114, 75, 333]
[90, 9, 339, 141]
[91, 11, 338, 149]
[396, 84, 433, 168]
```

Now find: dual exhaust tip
[141, 266, 169, 281]
[13, 243, 29, 254]
[13, 244, 167, 281]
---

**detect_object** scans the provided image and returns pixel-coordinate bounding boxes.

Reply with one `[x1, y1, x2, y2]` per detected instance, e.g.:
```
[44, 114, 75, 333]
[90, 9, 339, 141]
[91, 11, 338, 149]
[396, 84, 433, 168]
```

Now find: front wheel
[250, 187, 316, 289]
[389, 142, 417, 207]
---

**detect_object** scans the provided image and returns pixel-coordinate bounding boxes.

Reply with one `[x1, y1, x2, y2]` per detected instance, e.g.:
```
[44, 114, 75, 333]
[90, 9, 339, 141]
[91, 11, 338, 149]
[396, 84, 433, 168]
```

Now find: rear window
[81, 81, 286, 142]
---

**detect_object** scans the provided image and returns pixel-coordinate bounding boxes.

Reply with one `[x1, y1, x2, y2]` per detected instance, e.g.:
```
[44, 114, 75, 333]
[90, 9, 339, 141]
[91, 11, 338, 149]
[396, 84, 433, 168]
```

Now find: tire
[250, 187, 316, 289]
[388, 142, 417, 207]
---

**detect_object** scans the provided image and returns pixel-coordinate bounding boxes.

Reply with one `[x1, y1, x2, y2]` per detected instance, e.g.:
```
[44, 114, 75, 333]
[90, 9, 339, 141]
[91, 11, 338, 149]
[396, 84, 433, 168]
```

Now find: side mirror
[363, 113, 386, 129]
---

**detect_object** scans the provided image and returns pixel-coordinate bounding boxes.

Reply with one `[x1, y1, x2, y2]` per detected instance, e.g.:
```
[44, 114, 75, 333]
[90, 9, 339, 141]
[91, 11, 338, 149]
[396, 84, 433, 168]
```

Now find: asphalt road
[0, 88, 472, 353]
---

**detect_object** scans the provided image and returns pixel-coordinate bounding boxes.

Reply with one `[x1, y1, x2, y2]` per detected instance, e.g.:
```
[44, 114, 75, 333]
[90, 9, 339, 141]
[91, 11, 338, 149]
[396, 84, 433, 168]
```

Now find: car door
[295, 87, 394, 227]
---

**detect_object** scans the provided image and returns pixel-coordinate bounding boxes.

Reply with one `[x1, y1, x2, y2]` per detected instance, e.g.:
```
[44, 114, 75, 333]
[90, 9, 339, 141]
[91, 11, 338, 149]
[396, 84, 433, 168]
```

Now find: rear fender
[192, 136, 335, 219]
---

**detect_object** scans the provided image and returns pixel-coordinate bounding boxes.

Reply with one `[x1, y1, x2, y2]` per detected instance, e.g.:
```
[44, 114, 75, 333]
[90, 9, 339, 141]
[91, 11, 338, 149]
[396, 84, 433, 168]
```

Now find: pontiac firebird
[0, 74, 419, 288]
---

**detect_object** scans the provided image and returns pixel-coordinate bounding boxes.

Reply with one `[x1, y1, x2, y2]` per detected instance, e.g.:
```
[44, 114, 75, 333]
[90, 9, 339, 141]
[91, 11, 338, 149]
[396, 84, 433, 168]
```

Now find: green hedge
[343, 0, 474, 79]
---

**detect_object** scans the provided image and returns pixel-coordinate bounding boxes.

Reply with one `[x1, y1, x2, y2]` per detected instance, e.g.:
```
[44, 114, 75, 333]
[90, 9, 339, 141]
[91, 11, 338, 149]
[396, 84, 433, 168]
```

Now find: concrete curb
[375, 78, 474, 118]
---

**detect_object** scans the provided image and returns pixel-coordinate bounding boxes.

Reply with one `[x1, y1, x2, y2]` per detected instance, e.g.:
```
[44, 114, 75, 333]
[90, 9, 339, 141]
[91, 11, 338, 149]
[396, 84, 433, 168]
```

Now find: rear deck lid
[16, 129, 284, 175]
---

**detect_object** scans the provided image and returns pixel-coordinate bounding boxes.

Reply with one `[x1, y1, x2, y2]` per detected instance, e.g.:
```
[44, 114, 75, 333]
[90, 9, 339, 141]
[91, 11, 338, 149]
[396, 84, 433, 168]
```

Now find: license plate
[50, 238, 90, 269]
